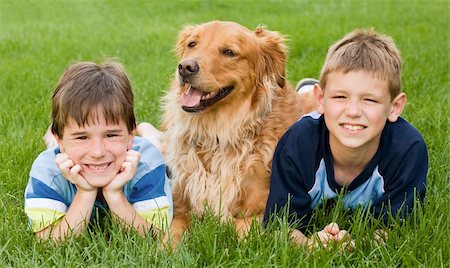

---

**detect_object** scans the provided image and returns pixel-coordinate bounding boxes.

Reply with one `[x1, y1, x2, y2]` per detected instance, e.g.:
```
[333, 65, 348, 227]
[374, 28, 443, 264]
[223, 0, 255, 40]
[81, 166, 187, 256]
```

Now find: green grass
[1, 0, 449, 266]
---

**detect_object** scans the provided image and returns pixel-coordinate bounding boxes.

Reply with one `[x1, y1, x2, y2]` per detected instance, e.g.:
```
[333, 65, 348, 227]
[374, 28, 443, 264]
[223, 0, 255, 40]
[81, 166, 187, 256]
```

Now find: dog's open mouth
[180, 84, 234, 113]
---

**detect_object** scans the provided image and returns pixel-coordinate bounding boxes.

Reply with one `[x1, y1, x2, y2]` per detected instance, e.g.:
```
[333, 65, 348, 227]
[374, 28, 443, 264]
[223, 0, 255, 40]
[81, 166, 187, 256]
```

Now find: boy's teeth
[88, 164, 109, 170]
[343, 124, 364, 131]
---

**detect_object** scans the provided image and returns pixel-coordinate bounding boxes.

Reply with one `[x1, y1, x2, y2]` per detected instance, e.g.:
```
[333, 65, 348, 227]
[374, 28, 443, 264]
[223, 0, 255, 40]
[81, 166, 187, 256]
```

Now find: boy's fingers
[336, 230, 351, 242]
[340, 239, 355, 252]
[70, 164, 82, 175]
[64, 164, 82, 184]
[125, 150, 141, 162]
[316, 230, 333, 244]
[55, 153, 70, 166]
[58, 159, 75, 173]
[121, 161, 132, 172]
[55, 153, 77, 177]
[123, 150, 140, 173]
[374, 229, 388, 244]
[127, 149, 140, 157]
[323, 222, 340, 236]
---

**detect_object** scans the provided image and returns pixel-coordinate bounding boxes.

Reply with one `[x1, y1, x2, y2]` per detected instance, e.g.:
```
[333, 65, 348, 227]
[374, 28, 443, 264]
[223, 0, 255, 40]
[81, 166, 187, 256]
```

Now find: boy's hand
[55, 153, 96, 193]
[309, 222, 354, 251]
[103, 150, 141, 194]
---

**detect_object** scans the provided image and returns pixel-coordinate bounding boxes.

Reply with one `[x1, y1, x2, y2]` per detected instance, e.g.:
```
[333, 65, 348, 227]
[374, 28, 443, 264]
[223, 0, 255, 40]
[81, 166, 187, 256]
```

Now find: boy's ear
[313, 83, 325, 114]
[388, 92, 407, 122]
[128, 129, 136, 150]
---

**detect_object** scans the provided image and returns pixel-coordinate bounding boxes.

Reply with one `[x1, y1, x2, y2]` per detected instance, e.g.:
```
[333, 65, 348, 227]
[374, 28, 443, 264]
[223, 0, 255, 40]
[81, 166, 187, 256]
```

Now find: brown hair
[319, 29, 402, 99]
[51, 61, 136, 138]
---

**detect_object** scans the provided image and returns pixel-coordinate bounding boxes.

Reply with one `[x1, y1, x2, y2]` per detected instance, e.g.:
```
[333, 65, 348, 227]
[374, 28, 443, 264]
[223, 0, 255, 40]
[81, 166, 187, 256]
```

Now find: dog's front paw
[235, 218, 252, 239]
[160, 231, 181, 251]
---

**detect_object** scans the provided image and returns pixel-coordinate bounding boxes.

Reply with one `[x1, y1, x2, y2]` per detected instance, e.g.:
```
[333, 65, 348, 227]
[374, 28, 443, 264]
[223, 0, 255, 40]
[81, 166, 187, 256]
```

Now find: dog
[143, 21, 315, 245]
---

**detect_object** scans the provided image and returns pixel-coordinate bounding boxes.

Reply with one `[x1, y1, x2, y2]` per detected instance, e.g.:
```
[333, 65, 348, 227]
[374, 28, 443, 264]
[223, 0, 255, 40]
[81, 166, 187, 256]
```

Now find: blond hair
[319, 29, 402, 99]
[51, 61, 136, 138]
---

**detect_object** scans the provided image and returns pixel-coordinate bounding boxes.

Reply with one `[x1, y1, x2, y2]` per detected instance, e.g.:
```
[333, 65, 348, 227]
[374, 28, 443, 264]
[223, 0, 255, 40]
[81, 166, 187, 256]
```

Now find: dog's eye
[188, 41, 196, 48]
[222, 49, 236, 57]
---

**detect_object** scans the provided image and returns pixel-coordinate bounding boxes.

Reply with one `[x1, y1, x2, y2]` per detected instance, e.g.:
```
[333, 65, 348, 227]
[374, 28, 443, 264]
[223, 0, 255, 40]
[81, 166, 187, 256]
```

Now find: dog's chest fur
[167, 132, 267, 219]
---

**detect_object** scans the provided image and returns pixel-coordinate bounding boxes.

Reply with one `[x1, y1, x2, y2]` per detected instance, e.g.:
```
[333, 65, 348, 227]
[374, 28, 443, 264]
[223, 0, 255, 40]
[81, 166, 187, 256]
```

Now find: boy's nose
[346, 100, 362, 117]
[90, 140, 106, 157]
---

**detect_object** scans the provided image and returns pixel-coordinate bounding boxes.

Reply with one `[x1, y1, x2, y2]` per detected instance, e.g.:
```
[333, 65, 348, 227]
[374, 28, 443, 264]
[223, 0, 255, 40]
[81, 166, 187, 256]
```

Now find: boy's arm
[263, 129, 313, 232]
[373, 139, 428, 223]
[35, 189, 97, 240]
[26, 152, 98, 240]
[103, 151, 171, 235]
[103, 191, 156, 235]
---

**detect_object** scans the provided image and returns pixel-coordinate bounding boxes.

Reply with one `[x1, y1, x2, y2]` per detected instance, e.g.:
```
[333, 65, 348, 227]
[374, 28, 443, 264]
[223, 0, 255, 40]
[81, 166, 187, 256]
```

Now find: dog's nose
[178, 58, 199, 77]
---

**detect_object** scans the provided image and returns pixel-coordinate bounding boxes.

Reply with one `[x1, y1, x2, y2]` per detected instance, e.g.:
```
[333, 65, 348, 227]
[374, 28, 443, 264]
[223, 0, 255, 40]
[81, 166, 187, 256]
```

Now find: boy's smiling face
[55, 114, 135, 188]
[315, 70, 405, 154]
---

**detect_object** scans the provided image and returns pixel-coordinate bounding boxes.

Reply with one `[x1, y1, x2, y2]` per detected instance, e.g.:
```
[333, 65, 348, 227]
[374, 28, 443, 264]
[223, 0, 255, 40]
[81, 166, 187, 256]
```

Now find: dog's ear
[175, 25, 196, 58]
[254, 26, 287, 89]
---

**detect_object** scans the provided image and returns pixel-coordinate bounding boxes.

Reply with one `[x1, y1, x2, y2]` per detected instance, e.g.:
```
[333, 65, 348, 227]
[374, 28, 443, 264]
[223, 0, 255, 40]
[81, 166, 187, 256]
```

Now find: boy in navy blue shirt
[264, 29, 428, 250]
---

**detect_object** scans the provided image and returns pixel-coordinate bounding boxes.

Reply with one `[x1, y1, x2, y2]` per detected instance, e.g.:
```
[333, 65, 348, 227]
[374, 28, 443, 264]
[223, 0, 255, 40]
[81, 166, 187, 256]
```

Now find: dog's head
[174, 20, 287, 114]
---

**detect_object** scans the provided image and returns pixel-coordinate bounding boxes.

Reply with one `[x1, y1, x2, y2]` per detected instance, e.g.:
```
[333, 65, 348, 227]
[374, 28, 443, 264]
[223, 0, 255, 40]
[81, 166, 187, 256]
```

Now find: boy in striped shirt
[25, 61, 172, 240]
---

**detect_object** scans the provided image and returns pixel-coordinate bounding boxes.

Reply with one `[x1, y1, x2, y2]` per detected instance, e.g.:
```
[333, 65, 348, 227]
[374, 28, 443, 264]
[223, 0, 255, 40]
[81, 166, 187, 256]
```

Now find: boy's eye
[106, 134, 119, 138]
[75, 136, 87, 140]
[364, 98, 378, 103]
[333, 95, 346, 99]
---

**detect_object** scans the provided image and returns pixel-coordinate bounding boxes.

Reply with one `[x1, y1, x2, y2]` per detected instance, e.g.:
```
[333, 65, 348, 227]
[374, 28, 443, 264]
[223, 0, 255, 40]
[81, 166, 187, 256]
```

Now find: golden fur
[160, 21, 314, 243]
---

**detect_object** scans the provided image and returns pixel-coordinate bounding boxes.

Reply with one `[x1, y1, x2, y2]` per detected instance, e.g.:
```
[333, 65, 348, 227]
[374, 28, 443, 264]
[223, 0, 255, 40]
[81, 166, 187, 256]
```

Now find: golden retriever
[141, 20, 315, 245]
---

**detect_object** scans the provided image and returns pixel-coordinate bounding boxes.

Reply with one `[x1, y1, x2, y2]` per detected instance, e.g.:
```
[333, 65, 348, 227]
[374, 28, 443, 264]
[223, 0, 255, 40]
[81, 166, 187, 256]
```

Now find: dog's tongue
[181, 86, 203, 107]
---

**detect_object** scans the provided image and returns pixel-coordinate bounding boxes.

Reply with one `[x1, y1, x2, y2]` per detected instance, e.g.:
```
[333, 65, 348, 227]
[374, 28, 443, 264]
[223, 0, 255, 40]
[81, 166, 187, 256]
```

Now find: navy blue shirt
[264, 112, 428, 231]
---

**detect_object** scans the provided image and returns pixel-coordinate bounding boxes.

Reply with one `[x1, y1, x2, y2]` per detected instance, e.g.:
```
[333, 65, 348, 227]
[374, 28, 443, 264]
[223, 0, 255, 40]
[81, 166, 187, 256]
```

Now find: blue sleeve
[127, 136, 171, 205]
[127, 163, 173, 230]
[126, 137, 173, 227]
[25, 177, 70, 207]
[24, 149, 74, 232]
[373, 139, 428, 224]
[128, 164, 168, 203]
[263, 128, 313, 232]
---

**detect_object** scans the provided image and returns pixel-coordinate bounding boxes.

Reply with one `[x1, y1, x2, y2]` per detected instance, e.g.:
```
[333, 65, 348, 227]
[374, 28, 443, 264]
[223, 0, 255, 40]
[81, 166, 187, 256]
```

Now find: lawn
[0, 0, 449, 266]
